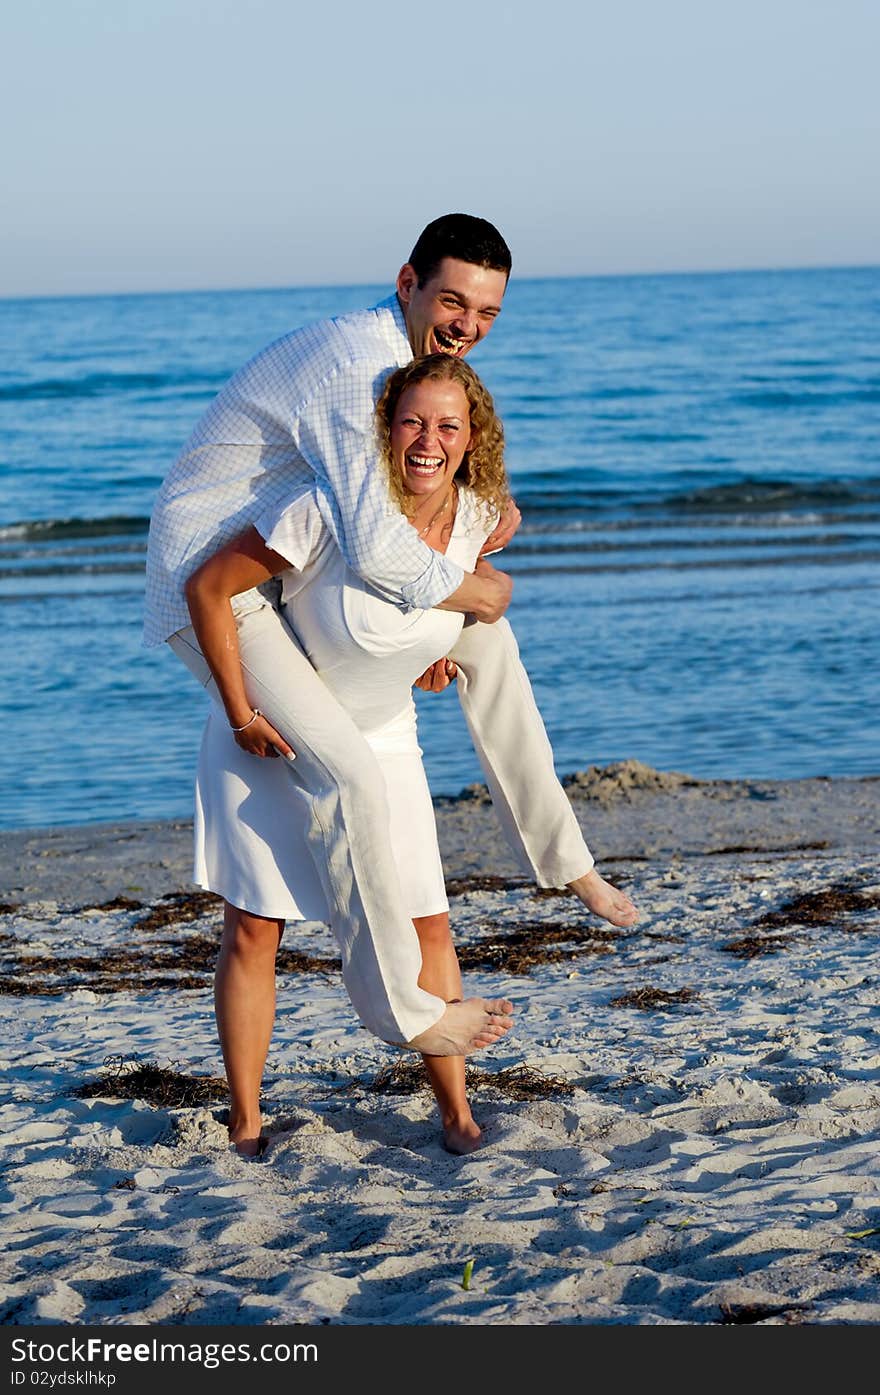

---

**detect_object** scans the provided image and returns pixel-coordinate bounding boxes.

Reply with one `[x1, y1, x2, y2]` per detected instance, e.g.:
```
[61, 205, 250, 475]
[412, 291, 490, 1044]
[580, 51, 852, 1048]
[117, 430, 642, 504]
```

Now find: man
[145, 215, 635, 1143]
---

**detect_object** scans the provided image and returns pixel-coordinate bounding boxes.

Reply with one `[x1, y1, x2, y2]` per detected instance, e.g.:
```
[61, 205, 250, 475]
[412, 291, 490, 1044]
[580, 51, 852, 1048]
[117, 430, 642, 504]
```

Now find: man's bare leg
[412, 913, 483, 1154]
[567, 869, 639, 927]
[214, 902, 282, 1158]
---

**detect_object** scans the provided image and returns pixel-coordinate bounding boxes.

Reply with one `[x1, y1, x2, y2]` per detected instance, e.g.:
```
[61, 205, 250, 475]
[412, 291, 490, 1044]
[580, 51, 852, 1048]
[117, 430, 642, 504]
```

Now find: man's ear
[396, 263, 418, 304]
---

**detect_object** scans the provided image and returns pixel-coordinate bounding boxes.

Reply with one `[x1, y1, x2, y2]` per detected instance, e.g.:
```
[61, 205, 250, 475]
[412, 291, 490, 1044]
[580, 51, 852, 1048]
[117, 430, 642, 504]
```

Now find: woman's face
[390, 379, 473, 502]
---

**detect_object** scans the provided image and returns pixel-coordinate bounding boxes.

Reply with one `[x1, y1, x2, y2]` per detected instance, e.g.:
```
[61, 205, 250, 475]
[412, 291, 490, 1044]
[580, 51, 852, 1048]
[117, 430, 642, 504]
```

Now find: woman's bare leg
[413, 912, 482, 1155]
[215, 901, 283, 1157]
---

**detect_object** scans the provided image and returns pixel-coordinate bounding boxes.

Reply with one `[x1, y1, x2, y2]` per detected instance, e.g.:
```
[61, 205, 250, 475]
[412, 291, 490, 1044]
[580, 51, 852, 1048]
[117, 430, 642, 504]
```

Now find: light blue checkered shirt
[143, 294, 465, 646]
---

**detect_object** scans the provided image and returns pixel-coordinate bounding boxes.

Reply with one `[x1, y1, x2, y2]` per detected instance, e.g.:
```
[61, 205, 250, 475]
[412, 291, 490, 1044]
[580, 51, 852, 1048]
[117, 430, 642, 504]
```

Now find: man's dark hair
[408, 214, 512, 287]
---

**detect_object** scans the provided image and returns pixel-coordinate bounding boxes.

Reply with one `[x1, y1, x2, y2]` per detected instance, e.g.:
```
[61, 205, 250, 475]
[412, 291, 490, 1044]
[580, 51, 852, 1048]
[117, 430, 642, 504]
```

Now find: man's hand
[414, 658, 458, 693]
[435, 555, 513, 622]
[470, 557, 513, 622]
[479, 496, 521, 557]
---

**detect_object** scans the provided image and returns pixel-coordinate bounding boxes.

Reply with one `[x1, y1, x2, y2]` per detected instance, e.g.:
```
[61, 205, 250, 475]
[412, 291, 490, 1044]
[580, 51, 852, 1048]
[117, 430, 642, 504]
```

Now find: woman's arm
[184, 526, 295, 758]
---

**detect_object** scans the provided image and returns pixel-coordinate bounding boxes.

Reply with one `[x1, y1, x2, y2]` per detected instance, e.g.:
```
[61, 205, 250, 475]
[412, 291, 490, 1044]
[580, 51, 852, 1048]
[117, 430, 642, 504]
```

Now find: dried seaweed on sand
[456, 920, 618, 975]
[754, 882, 880, 930]
[368, 1060, 575, 1100]
[74, 1056, 227, 1108]
[610, 986, 698, 1010]
[721, 934, 798, 959]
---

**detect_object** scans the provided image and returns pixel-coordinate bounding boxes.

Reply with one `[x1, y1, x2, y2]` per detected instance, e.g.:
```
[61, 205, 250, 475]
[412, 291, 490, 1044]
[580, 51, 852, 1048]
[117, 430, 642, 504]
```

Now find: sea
[1, 267, 878, 830]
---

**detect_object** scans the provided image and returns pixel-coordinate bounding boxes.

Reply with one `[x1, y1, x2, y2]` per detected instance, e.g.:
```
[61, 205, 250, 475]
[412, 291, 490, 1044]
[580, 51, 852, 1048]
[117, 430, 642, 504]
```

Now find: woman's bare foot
[567, 869, 639, 927]
[442, 1113, 483, 1155]
[407, 998, 514, 1056]
[228, 1112, 266, 1159]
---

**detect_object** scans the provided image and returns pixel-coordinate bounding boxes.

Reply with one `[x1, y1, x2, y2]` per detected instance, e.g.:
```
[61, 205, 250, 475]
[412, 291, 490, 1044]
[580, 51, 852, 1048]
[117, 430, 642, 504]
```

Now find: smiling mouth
[433, 327, 470, 356]
[406, 453, 444, 476]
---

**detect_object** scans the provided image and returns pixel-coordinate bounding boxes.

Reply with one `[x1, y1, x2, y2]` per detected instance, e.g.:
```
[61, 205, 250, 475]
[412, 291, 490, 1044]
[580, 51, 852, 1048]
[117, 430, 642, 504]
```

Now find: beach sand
[1, 762, 879, 1326]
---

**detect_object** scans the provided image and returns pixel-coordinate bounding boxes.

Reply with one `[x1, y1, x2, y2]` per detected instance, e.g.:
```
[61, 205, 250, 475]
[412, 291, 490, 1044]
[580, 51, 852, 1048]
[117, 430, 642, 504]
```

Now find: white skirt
[193, 709, 448, 922]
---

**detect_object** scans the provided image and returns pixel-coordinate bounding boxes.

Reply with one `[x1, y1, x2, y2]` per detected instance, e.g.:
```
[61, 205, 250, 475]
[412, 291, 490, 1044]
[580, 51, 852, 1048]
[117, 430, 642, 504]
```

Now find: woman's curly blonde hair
[375, 354, 510, 523]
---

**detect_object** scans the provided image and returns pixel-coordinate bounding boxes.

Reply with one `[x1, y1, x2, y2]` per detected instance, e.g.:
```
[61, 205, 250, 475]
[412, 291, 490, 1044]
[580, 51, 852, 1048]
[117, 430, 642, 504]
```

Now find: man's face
[397, 257, 507, 359]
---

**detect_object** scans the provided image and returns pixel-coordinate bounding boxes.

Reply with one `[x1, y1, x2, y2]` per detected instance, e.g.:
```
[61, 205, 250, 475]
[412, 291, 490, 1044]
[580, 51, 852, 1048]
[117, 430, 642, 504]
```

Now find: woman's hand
[231, 711, 296, 760]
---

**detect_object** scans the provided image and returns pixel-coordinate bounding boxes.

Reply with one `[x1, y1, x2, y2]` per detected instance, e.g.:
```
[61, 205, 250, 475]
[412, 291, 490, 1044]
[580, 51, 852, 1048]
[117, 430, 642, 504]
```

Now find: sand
[1, 764, 879, 1326]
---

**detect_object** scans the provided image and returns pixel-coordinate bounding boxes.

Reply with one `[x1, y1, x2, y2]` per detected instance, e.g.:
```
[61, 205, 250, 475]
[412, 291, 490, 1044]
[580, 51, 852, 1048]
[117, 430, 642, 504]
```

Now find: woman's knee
[222, 904, 283, 956]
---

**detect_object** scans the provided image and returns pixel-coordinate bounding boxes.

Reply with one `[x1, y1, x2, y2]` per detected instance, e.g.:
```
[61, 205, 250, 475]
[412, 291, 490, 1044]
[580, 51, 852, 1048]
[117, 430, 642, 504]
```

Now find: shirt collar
[374, 292, 413, 367]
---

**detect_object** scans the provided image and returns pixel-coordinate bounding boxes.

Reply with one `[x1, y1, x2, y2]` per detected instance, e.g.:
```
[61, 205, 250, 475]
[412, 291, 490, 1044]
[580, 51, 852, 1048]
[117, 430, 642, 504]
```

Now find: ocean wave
[614, 431, 708, 444]
[505, 548, 880, 578]
[2, 527, 875, 582]
[0, 560, 145, 581]
[733, 386, 880, 409]
[0, 582, 145, 605]
[4, 480, 878, 558]
[588, 385, 663, 399]
[670, 477, 880, 512]
[508, 530, 880, 557]
[0, 370, 220, 403]
[0, 516, 149, 542]
[516, 509, 880, 536]
[509, 475, 880, 518]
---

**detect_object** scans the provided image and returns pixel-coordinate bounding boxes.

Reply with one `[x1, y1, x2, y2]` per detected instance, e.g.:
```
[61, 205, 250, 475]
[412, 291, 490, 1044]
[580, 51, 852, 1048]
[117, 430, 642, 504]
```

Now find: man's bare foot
[406, 997, 514, 1056]
[442, 1114, 483, 1155]
[567, 869, 639, 927]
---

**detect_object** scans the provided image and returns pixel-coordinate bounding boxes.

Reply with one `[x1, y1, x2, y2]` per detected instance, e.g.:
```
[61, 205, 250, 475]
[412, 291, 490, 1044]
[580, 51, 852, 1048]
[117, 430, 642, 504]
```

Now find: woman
[186, 355, 637, 1155]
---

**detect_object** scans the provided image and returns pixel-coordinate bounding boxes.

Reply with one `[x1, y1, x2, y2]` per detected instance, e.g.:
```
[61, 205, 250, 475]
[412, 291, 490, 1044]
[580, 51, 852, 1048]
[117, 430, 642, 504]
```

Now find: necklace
[414, 483, 457, 540]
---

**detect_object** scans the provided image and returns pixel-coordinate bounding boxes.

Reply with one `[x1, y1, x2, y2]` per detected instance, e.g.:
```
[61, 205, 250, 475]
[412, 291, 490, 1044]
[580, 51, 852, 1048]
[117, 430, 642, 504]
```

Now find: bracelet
[230, 708, 262, 732]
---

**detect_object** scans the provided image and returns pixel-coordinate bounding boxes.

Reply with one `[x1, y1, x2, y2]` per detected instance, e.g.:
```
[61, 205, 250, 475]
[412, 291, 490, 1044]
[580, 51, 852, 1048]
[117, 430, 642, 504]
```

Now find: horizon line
[2, 258, 878, 306]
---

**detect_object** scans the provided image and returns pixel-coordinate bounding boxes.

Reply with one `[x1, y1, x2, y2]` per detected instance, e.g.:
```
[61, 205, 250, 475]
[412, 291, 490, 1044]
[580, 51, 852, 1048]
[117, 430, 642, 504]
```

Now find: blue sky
[3, 0, 878, 296]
